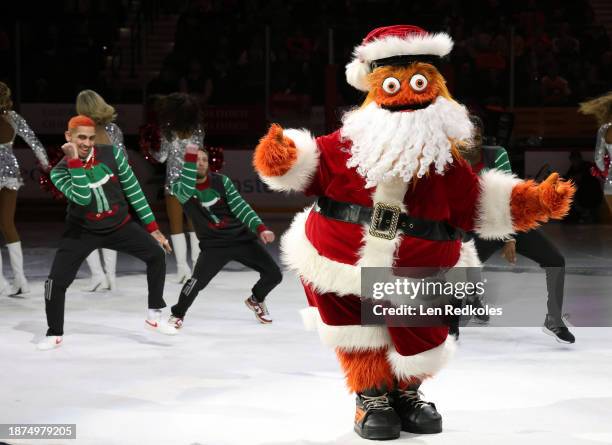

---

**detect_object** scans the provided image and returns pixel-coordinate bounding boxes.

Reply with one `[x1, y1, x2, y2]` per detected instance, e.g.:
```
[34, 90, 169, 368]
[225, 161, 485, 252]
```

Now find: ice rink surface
[1, 222, 612, 445]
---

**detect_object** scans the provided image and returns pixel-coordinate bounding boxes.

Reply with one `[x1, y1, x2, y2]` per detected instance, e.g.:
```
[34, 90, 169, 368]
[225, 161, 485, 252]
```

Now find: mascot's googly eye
[382, 77, 401, 95]
[409, 74, 428, 92]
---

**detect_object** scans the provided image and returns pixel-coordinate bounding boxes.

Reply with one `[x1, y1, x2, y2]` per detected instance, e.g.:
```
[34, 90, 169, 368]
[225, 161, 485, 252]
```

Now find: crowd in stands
[1, 0, 610, 108]
[149, 0, 611, 109]
[2, 1, 126, 102]
[449, 0, 611, 108]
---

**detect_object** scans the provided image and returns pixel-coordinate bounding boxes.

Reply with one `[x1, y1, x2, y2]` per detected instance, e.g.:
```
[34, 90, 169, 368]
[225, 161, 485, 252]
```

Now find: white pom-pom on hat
[345, 58, 372, 92]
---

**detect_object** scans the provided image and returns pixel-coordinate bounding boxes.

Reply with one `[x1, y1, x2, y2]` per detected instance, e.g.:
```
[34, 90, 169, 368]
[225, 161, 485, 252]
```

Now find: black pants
[45, 221, 167, 336]
[473, 228, 566, 321]
[171, 241, 283, 318]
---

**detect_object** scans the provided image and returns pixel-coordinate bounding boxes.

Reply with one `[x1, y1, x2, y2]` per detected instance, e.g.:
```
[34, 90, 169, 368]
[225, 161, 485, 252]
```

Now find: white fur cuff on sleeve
[474, 169, 522, 240]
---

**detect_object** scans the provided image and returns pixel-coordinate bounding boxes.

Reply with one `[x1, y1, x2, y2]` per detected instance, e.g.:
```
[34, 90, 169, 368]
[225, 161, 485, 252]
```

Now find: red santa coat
[303, 130, 479, 268]
[262, 128, 516, 381]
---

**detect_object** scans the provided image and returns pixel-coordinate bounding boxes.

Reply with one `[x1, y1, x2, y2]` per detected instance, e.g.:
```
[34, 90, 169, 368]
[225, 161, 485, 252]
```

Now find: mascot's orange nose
[367, 63, 447, 112]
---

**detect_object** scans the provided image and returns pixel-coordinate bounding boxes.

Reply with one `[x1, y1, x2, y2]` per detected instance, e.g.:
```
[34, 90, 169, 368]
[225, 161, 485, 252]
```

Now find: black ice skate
[448, 319, 460, 340]
[543, 314, 575, 344]
[354, 388, 401, 440]
[467, 293, 490, 324]
[446, 295, 462, 339]
[391, 387, 442, 434]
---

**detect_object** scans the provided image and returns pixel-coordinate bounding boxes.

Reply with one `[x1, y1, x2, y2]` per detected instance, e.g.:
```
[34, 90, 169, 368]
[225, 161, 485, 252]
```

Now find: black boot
[446, 295, 462, 339]
[467, 293, 490, 324]
[448, 319, 460, 339]
[543, 314, 575, 344]
[392, 386, 442, 434]
[354, 388, 401, 440]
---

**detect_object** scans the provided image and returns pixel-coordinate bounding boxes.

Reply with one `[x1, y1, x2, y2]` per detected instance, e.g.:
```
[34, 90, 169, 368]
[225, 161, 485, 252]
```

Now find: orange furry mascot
[253, 25, 574, 440]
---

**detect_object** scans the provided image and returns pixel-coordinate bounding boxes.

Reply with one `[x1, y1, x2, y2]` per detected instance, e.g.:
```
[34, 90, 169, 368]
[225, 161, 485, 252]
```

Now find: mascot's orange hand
[510, 173, 575, 232]
[538, 173, 575, 219]
[253, 124, 298, 177]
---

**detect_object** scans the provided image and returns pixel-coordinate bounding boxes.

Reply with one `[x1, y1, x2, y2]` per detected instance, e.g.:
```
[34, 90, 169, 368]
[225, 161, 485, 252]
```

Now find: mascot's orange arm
[510, 173, 575, 232]
[253, 124, 297, 177]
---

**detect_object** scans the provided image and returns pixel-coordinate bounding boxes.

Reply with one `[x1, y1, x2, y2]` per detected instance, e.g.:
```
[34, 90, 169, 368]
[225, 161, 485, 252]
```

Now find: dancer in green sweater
[167, 144, 282, 327]
[38, 115, 175, 350]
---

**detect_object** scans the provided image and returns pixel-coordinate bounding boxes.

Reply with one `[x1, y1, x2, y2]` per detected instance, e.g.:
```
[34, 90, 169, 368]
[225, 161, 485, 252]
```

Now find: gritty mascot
[253, 25, 574, 440]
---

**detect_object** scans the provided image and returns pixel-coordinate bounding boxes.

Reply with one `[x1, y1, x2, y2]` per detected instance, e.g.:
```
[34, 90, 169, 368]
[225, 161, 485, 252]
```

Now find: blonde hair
[0, 81, 13, 111]
[76, 89, 117, 124]
[579, 91, 612, 126]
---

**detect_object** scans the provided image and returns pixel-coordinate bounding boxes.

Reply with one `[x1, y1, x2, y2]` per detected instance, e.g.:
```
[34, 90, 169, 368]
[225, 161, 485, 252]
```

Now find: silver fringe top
[595, 122, 612, 193]
[104, 122, 126, 157]
[152, 127, 204, 193]
[0, 110, 49, 190]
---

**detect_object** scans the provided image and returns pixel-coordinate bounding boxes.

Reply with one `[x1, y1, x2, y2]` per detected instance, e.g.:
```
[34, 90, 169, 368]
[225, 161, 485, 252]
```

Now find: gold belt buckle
[369, 203, 401, 240]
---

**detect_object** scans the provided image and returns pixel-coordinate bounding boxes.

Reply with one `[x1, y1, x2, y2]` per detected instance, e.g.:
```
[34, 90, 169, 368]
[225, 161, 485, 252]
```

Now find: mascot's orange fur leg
[511, 173, 575, 232]
[252, 124, 297, 177]
[336, 348, 395, 393]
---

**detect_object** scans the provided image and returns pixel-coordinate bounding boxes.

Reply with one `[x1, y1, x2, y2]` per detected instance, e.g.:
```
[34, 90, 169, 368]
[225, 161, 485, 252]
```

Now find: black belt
[315, 196, 463, 241]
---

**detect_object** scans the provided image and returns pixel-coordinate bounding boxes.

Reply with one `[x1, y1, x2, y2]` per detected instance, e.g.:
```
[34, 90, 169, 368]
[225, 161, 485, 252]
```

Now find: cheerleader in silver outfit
[0, 82, 49, 296]
[580, 92, 612, 194]
[76, 89, 128, 291]
[152, 93, 204, 283]
[594, 122, 612, 193]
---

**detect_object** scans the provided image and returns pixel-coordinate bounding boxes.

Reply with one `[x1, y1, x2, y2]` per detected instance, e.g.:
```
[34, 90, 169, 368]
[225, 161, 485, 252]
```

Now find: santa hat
[345, 25, 453, 92]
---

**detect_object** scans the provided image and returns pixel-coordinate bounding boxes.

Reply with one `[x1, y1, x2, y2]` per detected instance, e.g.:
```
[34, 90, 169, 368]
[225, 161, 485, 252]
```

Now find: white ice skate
[84, 274, 110, 292]
[84, 251, 109, 291]
[106, 274, 117, 291]
[36, 336, 63, 351]
[9, 279, 30, 297]
[7, 242, 30, 296]
[102, 249, 117, 291]
[0, 276, 9, 298]
[175, 266, 191, 285]
[171, 234, 191, 284]
[0, 281, 9, 297]
[0, 253, 11, 297]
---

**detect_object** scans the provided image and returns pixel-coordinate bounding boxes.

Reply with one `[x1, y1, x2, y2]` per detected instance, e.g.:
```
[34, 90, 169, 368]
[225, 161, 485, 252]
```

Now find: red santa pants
[302, 281, 455, 393]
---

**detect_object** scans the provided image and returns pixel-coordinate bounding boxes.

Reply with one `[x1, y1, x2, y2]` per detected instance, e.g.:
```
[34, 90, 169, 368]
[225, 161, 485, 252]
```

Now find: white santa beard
[341, 96, 473, 188]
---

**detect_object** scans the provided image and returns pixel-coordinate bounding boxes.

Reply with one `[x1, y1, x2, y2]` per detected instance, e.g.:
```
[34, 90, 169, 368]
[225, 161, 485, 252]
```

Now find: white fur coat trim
[300, 306, 393, 351]
[387, 335, 456, 380]
[474, 169, 522, 240]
